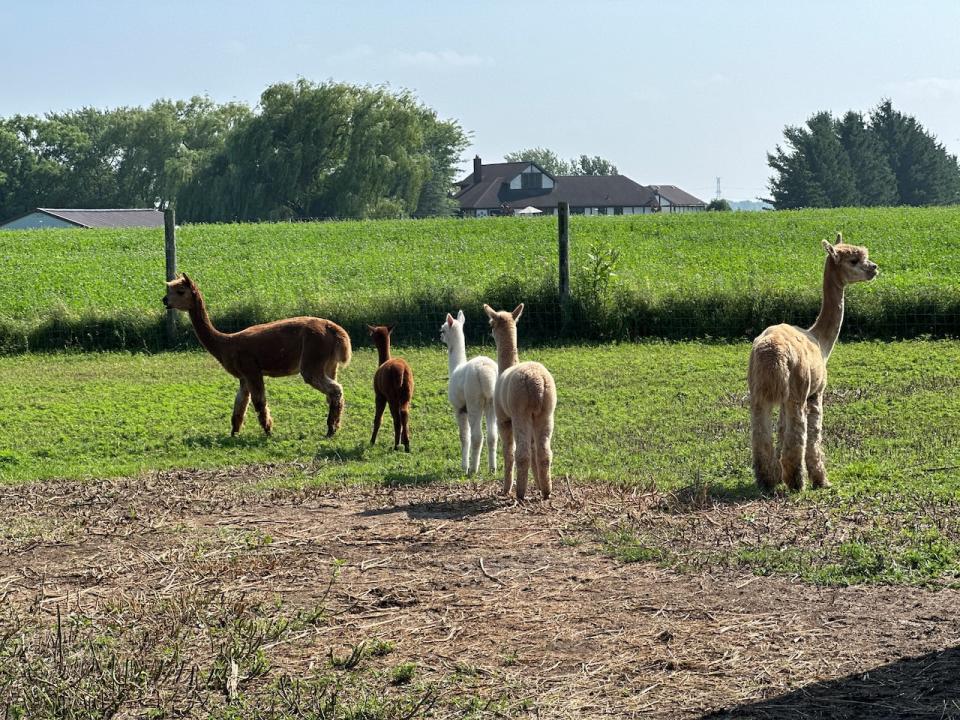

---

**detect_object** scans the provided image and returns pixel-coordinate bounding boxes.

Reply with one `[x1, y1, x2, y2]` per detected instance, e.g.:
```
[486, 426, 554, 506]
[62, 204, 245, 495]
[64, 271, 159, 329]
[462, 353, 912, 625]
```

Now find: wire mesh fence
[2, 209, 959, 354]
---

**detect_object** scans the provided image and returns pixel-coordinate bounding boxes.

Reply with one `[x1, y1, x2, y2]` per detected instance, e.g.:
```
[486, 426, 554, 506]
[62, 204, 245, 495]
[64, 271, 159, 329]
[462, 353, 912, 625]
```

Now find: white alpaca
[440, 310, 499, 475]
[483, 304, 557, 501]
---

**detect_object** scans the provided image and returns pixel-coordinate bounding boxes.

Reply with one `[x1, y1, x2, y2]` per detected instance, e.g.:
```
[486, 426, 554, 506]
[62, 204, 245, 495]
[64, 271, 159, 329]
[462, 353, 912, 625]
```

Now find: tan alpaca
[483, 304, 557, 500]
[163, 274, 351, 437]
[748, 233, 878, 492]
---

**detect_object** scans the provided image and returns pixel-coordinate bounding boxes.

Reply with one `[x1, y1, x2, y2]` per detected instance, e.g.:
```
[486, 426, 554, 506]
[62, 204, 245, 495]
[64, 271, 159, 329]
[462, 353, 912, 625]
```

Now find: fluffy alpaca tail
[399, 365, 414, 403]
[334, 325, 352, 368]
[748, 337, 790, 405]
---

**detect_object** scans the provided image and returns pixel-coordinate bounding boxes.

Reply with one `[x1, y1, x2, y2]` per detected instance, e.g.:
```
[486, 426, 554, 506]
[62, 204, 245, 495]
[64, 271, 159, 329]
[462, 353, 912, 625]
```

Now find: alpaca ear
[822, 239, 838, 259]
[181, 272, 192, 285]
[367, 325, 376, 335]
[387, 324, 396, 334]
[482, 304, 496, 320]
[511, 303, 524, 321]
[446, 313, 455, 327]
[835, 232, 843, 245]
[457, 309, 465, 324]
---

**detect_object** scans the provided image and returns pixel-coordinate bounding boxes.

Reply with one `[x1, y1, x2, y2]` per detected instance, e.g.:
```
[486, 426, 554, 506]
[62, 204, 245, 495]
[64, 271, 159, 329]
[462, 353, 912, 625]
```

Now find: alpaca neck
[447, 333, 467, 375]
[808, 259, 846, 360]
[375, 338, 391, 366]
[188, 293, 228, 358]
[495, 329, 519, 373]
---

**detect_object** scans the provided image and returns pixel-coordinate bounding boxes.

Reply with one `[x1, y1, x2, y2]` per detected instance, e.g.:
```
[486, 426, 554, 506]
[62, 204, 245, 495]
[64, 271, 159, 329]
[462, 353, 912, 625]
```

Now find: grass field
[3, 206, 960, 351]
[2, 339, 959, 587]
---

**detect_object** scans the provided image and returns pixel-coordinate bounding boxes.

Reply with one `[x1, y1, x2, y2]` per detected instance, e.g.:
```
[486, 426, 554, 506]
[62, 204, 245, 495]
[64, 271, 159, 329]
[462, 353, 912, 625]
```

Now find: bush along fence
[2, 207, 960, 354]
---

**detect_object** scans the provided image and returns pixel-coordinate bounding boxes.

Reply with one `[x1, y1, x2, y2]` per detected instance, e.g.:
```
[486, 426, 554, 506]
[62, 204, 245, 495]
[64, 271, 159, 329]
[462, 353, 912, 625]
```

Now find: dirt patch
[1, 469, 958, 718]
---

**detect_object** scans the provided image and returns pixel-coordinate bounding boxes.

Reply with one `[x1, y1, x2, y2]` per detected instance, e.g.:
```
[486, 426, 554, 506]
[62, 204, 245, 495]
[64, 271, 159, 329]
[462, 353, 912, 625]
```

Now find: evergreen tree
[768, 102, 960, 208]
[837, 111, 898, 206]
[869, 99, 960, 206]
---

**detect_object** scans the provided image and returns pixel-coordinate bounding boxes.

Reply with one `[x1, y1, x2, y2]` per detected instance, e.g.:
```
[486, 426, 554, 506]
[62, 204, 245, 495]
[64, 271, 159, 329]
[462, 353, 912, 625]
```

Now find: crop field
[3, 208, 960, 717]
[2, 206, 960, 351]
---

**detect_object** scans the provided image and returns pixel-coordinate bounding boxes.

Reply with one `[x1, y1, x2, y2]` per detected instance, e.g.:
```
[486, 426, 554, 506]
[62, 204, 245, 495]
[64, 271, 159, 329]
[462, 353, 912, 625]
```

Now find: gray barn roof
[38, 208, 165, 228]
[25, 208, 165, 228]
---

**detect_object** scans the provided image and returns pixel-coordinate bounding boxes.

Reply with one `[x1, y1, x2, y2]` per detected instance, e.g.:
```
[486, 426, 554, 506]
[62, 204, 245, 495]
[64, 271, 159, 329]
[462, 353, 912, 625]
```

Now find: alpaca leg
[455, 408, 470, 473]
[400, 406, 411, 453]
[485, 402, 498, 473]
[467, 406, 484, 475]
[751, 399, 778, 491]
[231, 381, 250, 436]
[498, 418, 514, 496]
[533, 414, 554, 500]
[302, 368, 344, 437]
[370, 394, 387, 445]
[513, 423, 532, 501]
[390, 402, 402, 451]
[805, 394, 829, 489]
[248, 374, 272, 435]
[779, 401, 808, 492]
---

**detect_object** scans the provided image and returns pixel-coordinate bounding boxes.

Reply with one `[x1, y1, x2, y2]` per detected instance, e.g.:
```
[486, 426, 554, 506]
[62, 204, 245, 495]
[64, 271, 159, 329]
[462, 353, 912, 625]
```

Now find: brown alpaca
[162, 274, 351, 437]
[483, 304, 557, 500]
[368, 325, 414, 452]
[748, 233, 878, 492]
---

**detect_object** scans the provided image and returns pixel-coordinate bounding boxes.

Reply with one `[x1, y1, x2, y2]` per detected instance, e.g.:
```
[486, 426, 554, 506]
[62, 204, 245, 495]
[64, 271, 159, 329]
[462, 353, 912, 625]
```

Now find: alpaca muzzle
[162, 295, 169, 307]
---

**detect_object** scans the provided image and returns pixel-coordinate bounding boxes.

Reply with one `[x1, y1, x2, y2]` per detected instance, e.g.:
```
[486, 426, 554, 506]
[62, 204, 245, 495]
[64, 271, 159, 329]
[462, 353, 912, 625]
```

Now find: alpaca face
[439, 310, 466, 349]
[823, 236, 879, 285]
[367, 324, 394, 353]
[482, 304, 524, 345]
[162, 275, 197, 311]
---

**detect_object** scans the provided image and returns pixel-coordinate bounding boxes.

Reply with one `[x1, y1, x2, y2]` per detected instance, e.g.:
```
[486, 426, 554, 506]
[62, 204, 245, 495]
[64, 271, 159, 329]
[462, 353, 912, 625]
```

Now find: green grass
[2, 206, 960, 351]
[2, 340, 958, 499]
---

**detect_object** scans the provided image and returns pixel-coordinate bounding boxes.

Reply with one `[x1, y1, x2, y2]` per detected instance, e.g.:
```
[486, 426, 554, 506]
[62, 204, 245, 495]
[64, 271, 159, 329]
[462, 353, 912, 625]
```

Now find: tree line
[0, 80, 468, 223]
[503, 147, 619, 176]
[768, 100, 960, 209]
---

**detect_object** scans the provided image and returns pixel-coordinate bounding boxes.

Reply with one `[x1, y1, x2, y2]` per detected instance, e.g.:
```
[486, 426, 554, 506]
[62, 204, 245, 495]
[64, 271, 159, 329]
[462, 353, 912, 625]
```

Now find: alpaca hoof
[404, 445, 410, 453]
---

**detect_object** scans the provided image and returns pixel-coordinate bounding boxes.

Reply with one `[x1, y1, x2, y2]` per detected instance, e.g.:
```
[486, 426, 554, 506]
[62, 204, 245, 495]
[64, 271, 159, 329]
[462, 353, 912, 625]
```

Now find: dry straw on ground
[1, 468, 958, 718]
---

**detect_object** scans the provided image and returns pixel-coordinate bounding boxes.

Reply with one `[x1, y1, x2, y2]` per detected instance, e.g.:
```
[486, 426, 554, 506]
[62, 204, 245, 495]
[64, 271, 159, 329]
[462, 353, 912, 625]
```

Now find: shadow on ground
[358, 493, 505, 520]
[703, 645, 960, 720]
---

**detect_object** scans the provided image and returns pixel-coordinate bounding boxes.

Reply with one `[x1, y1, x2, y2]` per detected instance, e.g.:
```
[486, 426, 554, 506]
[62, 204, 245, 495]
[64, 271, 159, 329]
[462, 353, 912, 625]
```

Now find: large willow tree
[176, 80, 468, 222]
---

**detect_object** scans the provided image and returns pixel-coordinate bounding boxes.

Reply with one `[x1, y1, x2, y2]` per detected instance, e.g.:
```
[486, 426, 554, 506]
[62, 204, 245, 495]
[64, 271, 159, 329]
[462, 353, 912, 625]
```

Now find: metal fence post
[164, 205, 177, 346]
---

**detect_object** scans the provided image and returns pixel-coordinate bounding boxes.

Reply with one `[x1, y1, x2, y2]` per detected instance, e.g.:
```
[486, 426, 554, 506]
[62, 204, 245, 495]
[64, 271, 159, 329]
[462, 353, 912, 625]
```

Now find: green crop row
[2, 207, 958, 352]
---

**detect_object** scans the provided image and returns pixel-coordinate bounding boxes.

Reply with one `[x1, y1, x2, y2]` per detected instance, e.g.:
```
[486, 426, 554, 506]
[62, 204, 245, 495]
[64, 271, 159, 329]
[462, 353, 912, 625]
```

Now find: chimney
[473, 155, 482, 183]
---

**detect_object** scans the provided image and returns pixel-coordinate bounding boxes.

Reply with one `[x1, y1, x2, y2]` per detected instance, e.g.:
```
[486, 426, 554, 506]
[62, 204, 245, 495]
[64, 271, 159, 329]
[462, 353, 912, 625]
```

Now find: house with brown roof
[0, 208, 165, 230]
[454, 157, 706, 217]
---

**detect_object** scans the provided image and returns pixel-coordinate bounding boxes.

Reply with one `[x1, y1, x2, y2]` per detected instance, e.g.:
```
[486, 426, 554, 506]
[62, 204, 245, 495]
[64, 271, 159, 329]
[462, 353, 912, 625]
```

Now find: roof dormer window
[521, 167, 543, 190]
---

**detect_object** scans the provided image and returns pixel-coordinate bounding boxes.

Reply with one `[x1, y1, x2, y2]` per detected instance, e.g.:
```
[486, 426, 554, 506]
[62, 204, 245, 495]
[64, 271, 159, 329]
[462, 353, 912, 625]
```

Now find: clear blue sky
[3, 0, 959, 201]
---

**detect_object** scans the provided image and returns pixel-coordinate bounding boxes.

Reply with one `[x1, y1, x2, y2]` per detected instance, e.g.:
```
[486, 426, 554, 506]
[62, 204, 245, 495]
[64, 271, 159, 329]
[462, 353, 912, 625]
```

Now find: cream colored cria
[483, 303, 557, 500]
[748, 233, 878, 492]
